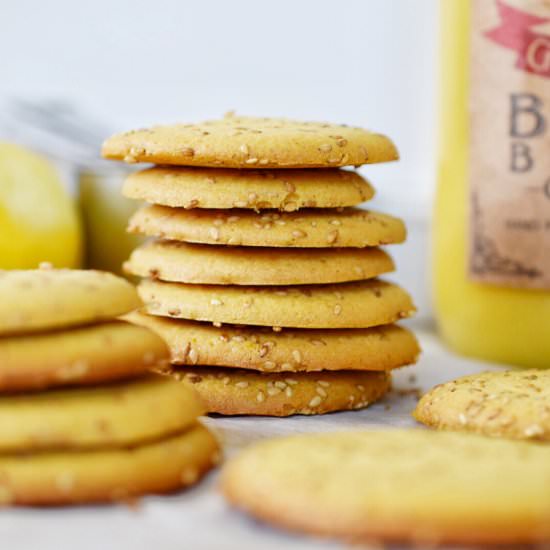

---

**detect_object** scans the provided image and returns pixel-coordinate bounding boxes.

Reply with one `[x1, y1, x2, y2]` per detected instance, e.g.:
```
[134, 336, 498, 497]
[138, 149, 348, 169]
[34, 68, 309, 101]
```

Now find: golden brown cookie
[125, 240, 394, 286]
[0, 320, 169, 392]
[0, 424, 219, 505]
[127, 312, 420, 373]
[123, 167, 373, 211]
[414, 369, 550, 442]
[0, 268, 141, 336]
[128, 205, 406, 248]
[0, 375, 203, 452]
[102, 115, 398, 169]
[139, 279, 415, 329]
[221, 430, 550, 545]
[175, 368, 390, 416]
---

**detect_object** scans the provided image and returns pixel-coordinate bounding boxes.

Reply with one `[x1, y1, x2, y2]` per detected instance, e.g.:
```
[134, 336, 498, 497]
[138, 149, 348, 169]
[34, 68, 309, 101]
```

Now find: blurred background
[0, 0, 438, 318]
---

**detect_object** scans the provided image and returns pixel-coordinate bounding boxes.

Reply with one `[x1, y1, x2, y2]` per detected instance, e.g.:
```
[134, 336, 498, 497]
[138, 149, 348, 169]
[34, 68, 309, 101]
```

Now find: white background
[1, 0, 438, 202]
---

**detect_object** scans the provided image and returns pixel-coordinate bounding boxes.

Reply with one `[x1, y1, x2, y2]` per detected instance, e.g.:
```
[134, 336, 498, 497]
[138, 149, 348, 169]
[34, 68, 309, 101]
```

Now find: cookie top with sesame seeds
[127, 312, 420, 373]
[0, 375, 203, 452]
[414, 369, 550, 442]
[102, 115, 398, 169]
[221, 429, 550, 545]
[138, 278, 415, 329]
[0, 423, 219, 506]
[0, 320, 169, 392]
[128, 205, 406, 248]
[124, 240, 394, 286]
[175, 367, 390, 417]
[123, 166, 374, 210]
[0, 268, 141, 336]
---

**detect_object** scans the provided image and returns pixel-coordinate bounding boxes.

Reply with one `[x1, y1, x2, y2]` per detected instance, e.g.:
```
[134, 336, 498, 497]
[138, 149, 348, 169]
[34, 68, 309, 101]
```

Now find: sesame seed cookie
[139, 279, 415, 329]
[221, 430, 550, 545]
[125, 240, 394, 286]
[0, 375, 203, 452]
[0, 320, 169, 392]
[175, 368, 390, 416]
[0, 424, 219, 505]
[128, 205, 406, 248]
[123, 167, 373, 211]
[126, 312, 420, 373]
[414, 369, 550, 442]
[0, 268, 141, 336]
[102, 115, 398, 169]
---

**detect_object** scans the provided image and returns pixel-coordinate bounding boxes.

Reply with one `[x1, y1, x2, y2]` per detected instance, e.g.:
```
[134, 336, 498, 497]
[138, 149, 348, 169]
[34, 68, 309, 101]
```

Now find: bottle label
[469, 0, 550, 288]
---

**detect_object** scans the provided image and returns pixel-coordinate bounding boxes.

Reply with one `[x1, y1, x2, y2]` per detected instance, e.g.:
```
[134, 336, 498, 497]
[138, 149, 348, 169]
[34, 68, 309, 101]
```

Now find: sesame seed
[239, 144, 249, 155]
[213, 321, 222, 328]
[524, 424, 544, 437]
[292, 230, 307, 238]
[235, 381, 249, 388]
[231, 336, 244, 342]
[267, 387, 281, 396]
[259, 345, 270, 358]
[357, 384, 365, 391]
[319, 144, 332, 153]
[245, 158, 259, 164]
[292, 350, 302, 363]
[317, 380, 330, 387]
[285, 386, 293, 398]
[316, 387, 327, 397]
[209, 227, 220, 241]
[181, 147, 195, 157]
[259, 159, 269, 165]
[327, 230, 339, 244]
[227, 215, 240, 223]
[333, 304, 342, 315]
[185, 348, 198, 364]
[213, 218, 225, 226]
[285, 378, 298, 385]
[39, 261, 53, 270]
[210, 298, 223, 306]
[272, 326, 282, 332]
[310, 339, 325, 346]
[256, 391, 265, 403]
[274, 381, 287, 390]
[234, 201, 247, 208]
[280, 362, 293, 370]
[330, 219, 342, 226]
[248, 193, 258, 202]
[309, 396, 322, 407]
[458, 413, 468, 425]
[336, 138, 348, 147]
[263, 361, 276, 370]
[222, 377, 230, 385]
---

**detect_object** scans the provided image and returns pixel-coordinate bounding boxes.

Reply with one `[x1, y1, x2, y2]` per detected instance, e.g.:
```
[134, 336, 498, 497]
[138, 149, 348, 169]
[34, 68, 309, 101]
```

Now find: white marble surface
[0, 329, 503, 550]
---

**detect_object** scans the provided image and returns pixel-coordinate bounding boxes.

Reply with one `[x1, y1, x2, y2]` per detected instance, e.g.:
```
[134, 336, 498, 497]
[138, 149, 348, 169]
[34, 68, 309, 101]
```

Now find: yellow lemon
[0, 143, 82, 269]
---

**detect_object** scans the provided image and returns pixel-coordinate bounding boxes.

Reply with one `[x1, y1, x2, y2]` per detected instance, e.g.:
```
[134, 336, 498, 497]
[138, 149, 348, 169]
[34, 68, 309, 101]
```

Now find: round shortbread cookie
[128, 205, 406, 248]
[102, 115, 398, 169]
[175, 368, 391, 416]
[0, 375, 204, 452]
[221, 430, 550, 545]
[0, 321, 169, 392]
[0, 268, 141, 336]
[414, 369, 550, 442]
[125, 240, 394, 286]
[138, 279, 416, 329]
[0, 424, 220, 505]
[123, 167, 374, 211]
[126, 312, 420, 373]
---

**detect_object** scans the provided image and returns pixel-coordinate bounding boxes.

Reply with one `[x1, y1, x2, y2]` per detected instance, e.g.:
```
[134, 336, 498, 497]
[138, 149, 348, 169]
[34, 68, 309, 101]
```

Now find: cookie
[128, 205, 406, 248]
[127, 312, 420, 373]
[0, 424, 220, 505]
[175, 368, 390, 416]
[102, 115, 399, 169]
[0, 320, 169, 392]
[0, 375, 203, 452]
[414, 369, 550, 442]
[0, 268, 141, 336]
[125, 240, 394, 286]
[221, 430, 550, 545]
[139, 279, 415, 329]
[123, 167, 373, 211]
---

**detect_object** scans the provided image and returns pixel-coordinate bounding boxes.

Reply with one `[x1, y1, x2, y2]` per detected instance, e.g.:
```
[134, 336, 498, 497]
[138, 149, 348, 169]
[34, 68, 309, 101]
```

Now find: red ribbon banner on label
[485, 0, 550, 78]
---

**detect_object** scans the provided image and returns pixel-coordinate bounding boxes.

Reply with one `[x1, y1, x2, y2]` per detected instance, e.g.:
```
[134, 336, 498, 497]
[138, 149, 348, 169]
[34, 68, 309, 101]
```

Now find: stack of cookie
[0, 267, 219, 505]
[103, 115, 419, 416]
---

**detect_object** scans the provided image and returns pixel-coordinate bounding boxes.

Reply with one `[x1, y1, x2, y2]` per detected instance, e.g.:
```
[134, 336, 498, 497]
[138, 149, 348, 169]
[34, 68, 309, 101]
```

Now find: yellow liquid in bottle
[434, 0, 550, 368]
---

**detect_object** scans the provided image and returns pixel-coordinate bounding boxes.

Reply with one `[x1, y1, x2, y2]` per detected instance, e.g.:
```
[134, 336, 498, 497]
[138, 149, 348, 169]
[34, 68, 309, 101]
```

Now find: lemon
[0, 143, 82, 269]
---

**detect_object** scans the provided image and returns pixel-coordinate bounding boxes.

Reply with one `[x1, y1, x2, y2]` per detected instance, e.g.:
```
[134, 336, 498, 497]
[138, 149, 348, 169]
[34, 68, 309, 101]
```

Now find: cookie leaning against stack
[103, 114, 420, 416]
[0, 267, 219, 505]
